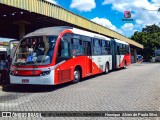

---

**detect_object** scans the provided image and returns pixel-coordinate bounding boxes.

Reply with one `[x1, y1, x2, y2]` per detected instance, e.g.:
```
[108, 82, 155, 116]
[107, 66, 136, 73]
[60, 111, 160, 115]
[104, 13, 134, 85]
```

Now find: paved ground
[0, 63, 160, 120]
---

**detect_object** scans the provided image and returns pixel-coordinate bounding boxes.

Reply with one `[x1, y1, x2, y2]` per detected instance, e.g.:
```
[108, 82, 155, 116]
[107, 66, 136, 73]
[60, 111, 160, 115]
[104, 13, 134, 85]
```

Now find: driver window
[60, 41, 70, 58]
[56, 35, 70, 63]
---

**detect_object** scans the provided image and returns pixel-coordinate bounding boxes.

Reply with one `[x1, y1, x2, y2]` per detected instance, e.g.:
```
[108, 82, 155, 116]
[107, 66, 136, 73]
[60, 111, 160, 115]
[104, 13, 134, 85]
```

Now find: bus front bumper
[10, 70, 54, 85]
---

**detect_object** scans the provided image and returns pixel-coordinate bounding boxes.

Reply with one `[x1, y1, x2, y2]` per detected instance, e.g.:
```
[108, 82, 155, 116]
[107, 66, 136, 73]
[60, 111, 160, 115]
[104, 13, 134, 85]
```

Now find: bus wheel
[105, 63, 109, 74]
[123, 61, 127, 69]
[73, 68, 81, 83]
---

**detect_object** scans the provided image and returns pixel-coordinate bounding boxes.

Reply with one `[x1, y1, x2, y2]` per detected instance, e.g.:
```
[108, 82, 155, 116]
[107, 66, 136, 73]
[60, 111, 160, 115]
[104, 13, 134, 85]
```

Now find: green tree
[131, 24, 160, 61]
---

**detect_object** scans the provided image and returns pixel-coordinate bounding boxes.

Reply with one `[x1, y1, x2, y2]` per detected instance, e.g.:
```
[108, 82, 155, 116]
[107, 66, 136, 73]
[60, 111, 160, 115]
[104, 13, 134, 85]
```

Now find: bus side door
[56, 34, 72, 84]
[83, 41, 92, 75]
[111, 40, 117, 70]
[116, 44, 121, 68]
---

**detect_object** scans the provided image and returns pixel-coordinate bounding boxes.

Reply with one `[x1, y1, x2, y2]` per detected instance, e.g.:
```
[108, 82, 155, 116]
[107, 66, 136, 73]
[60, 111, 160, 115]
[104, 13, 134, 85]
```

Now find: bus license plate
[22, 79, 29, 83]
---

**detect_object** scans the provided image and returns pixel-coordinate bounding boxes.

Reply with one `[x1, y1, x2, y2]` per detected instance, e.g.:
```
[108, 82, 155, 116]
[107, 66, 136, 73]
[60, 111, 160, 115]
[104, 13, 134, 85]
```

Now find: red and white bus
[10, 26, 131, 85]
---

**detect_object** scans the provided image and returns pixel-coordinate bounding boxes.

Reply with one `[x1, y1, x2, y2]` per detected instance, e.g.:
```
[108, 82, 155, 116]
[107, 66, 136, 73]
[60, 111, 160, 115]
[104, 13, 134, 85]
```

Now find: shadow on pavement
[1, 82, 73, 93]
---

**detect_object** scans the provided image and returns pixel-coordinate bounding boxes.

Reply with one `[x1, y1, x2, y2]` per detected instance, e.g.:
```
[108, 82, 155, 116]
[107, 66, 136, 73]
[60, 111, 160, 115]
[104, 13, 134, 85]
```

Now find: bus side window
[93, 39, 102, 55]
[84, 42, 91, 55]
[124, 45, 127, 54]
[117, 45, 120, 55]
[107, 41, 111, 54]
[123, 44, 126, 54]
[127, 45, 130, 54]
[71, 37, 84, 56]
[102, 40, 108, 55]
[56, 40, 70, 63]
[61, 41, 70, 58]
[82, 36, 91, 56]
[121, 44, 124, 54]
[119, 44, 123, 55]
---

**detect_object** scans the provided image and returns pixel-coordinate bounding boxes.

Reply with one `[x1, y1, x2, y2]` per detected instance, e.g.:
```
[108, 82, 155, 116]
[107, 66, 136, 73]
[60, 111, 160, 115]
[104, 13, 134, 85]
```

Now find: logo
[122, 10, 133, 22]
[2, 112, 12, 117]
[124, 11, 131, 18]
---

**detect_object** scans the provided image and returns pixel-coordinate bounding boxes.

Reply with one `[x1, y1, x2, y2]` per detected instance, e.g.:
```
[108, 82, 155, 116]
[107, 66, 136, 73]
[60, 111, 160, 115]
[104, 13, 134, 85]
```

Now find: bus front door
[84, 41, 92, 75]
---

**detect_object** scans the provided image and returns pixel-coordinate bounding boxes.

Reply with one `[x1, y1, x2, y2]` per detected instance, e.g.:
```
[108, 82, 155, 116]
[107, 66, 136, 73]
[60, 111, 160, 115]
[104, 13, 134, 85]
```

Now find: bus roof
[71, 28, 111, 41]
[24, 26, 130, 43]
[115, 39, 129, 45]
[24, 26, 111, 41]
[24, 26, 71, 38]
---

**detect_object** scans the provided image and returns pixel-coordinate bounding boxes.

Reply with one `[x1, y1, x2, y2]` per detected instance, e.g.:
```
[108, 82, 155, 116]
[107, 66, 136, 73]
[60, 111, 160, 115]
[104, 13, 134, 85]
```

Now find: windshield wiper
[26, 60, 39, 68]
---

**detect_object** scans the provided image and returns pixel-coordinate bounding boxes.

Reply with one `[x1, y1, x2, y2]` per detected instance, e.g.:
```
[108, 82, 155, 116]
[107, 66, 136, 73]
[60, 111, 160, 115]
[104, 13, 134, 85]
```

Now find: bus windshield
[12, 36, 57, 66]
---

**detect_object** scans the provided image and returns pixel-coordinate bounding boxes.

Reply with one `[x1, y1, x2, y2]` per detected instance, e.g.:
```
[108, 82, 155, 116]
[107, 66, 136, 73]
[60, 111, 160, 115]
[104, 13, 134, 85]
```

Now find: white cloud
[70, 0, 96, 12]
[151, 0, 160, 4]
[136, 19, 143, 25]
[121, 23, 134, 31]
[102, 0, 158, 12]
[91, 17, 123, 34]
[45, 0, 57, 5]
[102, 0, 160, 27]
[120, 23, 136, 37]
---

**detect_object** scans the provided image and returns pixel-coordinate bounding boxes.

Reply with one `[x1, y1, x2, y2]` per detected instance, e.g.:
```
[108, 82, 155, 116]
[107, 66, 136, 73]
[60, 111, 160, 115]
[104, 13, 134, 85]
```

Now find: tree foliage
[131, 24, 160, 61]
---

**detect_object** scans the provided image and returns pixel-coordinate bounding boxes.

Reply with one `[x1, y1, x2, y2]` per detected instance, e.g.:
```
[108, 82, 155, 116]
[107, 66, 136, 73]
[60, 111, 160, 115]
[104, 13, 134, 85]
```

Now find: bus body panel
[113, 39, 131, 68]
[85, 56, 92, 75]
[54, 56, 102, 85]
[118, 54, 131, 68]
[125, 54, 131, 66]
[53, 55, 112, 85]
[92, 55, 112, 72]
[116, 55, 121, 68]
[100, 55, 112, 71]
[54, 56, 90, 84]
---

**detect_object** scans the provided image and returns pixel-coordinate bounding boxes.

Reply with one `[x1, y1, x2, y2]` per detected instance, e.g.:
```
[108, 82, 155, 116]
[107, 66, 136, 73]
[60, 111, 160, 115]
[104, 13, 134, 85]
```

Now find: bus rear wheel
[73, 68, 81, 83]
[105, 63, 109, 74]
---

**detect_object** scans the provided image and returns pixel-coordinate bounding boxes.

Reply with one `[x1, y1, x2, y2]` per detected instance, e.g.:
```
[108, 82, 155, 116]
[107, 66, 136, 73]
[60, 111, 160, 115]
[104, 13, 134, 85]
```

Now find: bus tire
[105, 63, 109, 74]
[73, 68, 81, 83]
[123, 61, 127, 69]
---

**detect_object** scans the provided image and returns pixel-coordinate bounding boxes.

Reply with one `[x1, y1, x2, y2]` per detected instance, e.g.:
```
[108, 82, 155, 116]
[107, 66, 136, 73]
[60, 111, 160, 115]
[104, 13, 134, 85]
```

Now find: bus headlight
[40, 70, 51, 76]
[10, 71, 14, 76]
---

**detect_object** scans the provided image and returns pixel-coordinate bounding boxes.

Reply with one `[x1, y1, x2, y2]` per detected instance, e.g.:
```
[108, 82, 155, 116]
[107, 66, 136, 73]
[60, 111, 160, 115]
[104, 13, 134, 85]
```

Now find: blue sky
[46, 0, 160, 37]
